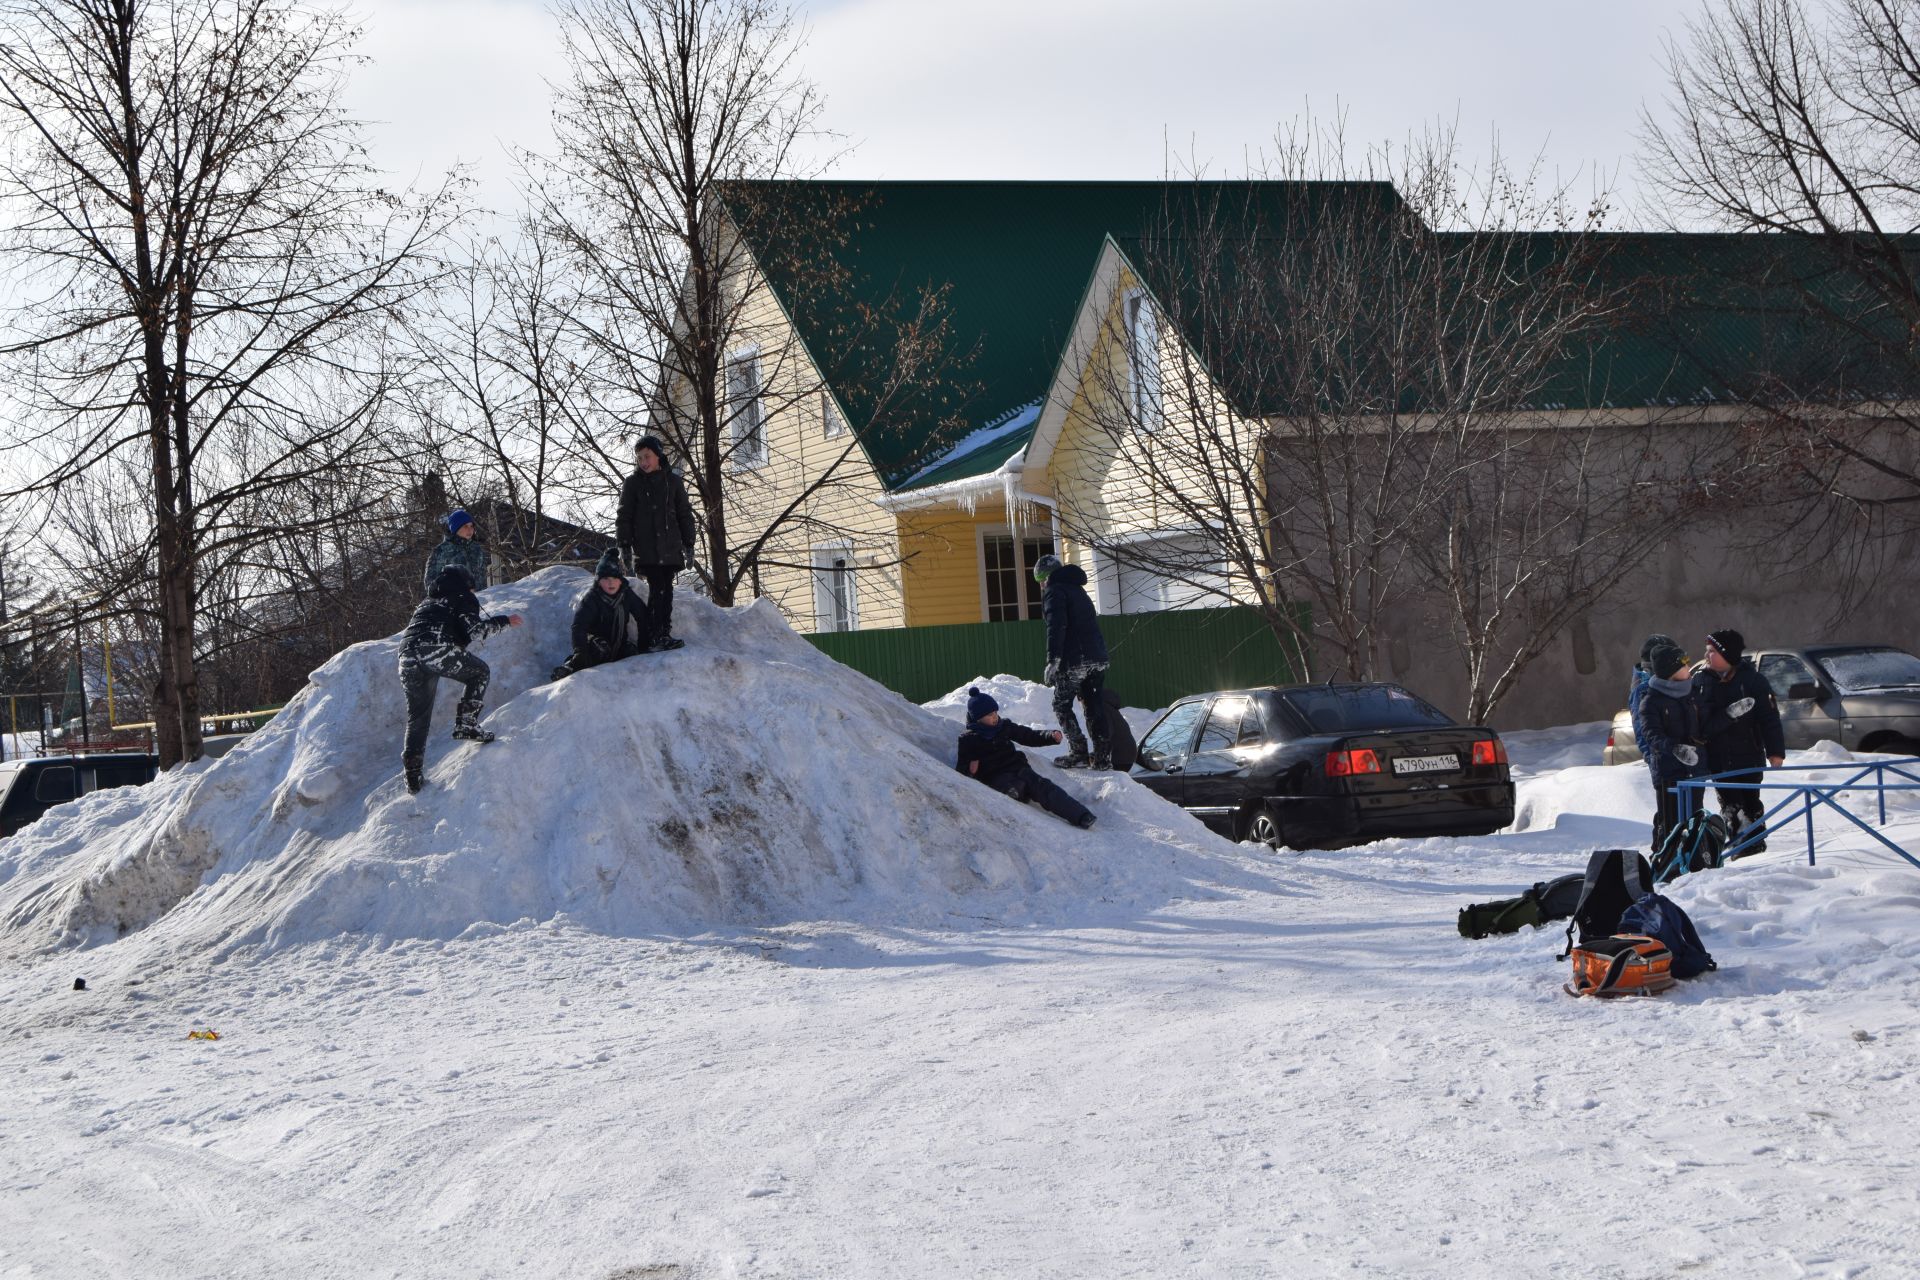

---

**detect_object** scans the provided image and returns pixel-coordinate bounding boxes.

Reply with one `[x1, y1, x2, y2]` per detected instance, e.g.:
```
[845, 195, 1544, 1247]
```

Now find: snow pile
[0, 568, 1260, 956]
[923, 674, 1161, 745]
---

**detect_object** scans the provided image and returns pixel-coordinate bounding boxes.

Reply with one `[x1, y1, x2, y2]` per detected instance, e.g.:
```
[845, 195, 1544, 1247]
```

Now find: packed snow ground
[1, 599, 1917, 1278]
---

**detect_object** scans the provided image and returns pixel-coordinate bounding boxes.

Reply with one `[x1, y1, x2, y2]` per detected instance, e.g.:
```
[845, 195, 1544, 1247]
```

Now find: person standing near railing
[1642, 641, 1707, 852]
[1694, 629, 1786, 854]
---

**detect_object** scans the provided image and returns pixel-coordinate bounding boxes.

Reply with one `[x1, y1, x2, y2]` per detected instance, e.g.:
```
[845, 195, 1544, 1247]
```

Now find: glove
[1726, 697, 1755, 719]
[1043, 660, 1059, 688]
[1674, 745, 1700, 767]
[588, 636, 611, 655]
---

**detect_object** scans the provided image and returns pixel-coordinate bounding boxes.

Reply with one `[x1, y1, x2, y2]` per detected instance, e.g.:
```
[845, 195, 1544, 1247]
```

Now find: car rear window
[1812, 648, 1920, 693]
[1280, 686, 1454, 734]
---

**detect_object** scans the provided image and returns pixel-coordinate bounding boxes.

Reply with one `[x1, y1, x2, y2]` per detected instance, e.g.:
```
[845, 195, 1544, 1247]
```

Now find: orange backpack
[1565, 934, 1676, 998]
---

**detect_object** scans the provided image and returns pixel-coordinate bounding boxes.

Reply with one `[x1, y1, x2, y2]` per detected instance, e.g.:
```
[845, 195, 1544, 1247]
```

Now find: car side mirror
[1136, 749, 1164, 772]
[1786, 681, 1826, 702]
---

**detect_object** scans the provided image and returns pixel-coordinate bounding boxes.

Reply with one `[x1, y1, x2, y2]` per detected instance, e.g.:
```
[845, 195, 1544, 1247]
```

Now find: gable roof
[720, 180, 1407, 492]
[1104, 225, 1920, 420]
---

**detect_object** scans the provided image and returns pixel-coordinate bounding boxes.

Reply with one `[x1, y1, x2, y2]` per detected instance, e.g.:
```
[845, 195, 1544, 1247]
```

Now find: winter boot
[650, 634, 685, 653]
[1091, 737, 1113, 771]
[550, 663, 574, 683]
[1073, 812, 1096, 830]
[450, 700, 495, 744]
[403, 755, 424, 795]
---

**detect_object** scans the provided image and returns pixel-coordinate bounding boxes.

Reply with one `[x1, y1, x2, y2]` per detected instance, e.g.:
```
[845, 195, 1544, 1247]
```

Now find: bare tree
[1055, 125, 1635, 717]
[1643, 0, 1920, 551]
[0, 0, 460, 765]
[532, 0, 968, 609]
[400, 228, 618, 576]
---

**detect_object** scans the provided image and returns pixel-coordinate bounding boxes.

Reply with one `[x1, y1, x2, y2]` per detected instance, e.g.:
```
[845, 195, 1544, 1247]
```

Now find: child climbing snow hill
[398, 565, 522, 794]
[955, 687, 1095, 829]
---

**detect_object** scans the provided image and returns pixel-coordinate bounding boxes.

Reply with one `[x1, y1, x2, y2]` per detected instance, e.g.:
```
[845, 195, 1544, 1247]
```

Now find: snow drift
[0, 568, 1262, 956]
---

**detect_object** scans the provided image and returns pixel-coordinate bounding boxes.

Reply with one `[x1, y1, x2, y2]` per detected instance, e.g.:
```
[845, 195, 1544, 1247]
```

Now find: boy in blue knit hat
[423, 507, 490, 594]
[955, 687, 1095, 829]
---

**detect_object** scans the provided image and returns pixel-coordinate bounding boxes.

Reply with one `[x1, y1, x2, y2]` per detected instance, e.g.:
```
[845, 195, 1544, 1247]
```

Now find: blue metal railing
[1674, 758, 1920, 868]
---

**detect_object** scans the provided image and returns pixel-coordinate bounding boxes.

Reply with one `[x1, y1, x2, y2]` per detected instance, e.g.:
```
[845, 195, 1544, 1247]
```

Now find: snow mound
[0, 569, 1263, 956]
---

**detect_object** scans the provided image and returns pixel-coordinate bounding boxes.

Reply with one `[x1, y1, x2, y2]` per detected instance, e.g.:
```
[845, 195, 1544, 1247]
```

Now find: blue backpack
[1618, 892, 1717, 980]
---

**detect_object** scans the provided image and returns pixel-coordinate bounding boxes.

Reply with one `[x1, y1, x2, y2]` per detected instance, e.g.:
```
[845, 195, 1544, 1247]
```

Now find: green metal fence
[805, 604, 1309, 709]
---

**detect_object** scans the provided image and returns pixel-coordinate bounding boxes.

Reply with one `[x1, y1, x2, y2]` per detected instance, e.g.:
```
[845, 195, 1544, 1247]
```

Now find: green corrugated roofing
[1111, 225, 1919, 418]
[723, 181, 1914, 492]
[721, 180, 1407, 491]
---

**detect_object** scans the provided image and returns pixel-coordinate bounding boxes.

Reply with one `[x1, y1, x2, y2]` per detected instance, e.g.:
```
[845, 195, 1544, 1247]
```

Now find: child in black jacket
[398, 565, 521, 793]
[955, 687, 1095, 829]
[1642, 641, 1706, 851]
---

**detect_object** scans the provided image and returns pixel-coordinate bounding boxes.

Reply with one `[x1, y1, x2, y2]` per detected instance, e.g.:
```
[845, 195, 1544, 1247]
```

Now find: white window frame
[811, 542, 858, 633]
[1122, 287, 1163, 432]
[822, 388, 847, 439]
[974, 524, 1056, 623]
[1092, 530, 1227, 615]
[725, 345, 766, 469]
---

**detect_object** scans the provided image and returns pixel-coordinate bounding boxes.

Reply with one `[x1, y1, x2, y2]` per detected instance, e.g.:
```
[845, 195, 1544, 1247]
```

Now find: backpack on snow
[1651, 811, 1729, 885]
[1558, 849, 1653, 960]
[1565, 934, 1676, 998]
[1457, 873, 1584, 939]
[1618, 891, 1717, 980]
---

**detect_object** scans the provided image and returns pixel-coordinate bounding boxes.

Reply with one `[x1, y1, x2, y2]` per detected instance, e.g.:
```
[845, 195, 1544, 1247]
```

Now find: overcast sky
[351, 0, 1694, 223]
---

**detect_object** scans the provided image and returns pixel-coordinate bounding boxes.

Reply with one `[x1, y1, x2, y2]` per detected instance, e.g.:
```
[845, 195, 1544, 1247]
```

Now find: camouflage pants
[400, 644, 489, 760]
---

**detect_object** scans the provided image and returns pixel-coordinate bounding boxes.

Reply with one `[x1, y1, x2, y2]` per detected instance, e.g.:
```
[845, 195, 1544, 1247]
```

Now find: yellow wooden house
[709, 180, 1318, 634]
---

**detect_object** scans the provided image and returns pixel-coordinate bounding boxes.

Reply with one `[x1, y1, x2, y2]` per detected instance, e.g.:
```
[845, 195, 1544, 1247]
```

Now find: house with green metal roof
[712, 179, 1411, 632]
[708, 178, 1915, 676]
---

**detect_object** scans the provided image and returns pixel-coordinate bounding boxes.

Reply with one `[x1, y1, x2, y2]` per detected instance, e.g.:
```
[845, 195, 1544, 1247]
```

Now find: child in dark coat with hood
[398, 564, 522, 794]
[1641, 641, 1706, 851]
[955, 687, 1096, 829]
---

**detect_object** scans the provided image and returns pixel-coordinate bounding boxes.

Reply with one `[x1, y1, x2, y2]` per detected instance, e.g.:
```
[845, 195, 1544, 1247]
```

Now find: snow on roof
[895, 398, 1042, 491]
[0, 567, 1257, 955]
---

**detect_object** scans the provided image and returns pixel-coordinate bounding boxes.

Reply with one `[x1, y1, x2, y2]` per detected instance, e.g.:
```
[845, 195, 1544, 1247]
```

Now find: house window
[822, 390, 847, 439]
[812, 545, 857, 632]
[1123, 288, 1163, 430]
[981, 531, 1052, 622]
[726, 349, 765, 468]
[1098, 534, 1226, 614]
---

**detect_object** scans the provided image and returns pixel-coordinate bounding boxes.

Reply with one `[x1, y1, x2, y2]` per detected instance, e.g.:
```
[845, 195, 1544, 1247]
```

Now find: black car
[0, 752, 158, 838]
[1130, 683, 1515, 848]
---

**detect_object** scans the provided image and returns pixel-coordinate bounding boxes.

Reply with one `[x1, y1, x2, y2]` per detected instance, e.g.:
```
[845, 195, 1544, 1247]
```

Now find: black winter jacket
[1042, 564, 1107, 665]
[402, 577, 509, 656]
[1693, 660, 1786, 768]
[956, 721, 1057, 791]
[617, 465, 697, 568]
[1641, 676, 1704, 781]
[572, 581, 648, 655]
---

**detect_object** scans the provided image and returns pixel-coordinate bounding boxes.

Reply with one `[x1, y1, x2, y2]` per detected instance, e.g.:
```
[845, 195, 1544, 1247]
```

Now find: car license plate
[1392, 753, 1459, 775]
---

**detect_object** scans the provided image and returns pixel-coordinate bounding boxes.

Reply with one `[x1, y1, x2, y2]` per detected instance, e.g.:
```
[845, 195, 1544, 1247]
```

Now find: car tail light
[1471, 739, 1509, 767]
[1325, 748, 1383, 777]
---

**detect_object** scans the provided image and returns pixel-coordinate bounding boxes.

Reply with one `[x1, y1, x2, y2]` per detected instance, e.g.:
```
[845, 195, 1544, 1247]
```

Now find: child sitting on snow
[398, 564, 522, 794]
[954, 687, 1095, 829]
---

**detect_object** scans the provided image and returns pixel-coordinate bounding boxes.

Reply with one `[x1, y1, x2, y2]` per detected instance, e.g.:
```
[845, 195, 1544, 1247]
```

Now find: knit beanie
[635, 435, 666, 465]
[446, 508, 474, 536]
[1705, 629, 1745, 663]
[594, 549, 626, 581]
[965, 686, 999, 723]
[1649, 642, 1690, 681]
[1638, 633, 1676, 669]
[1032, 554, 1062, 583]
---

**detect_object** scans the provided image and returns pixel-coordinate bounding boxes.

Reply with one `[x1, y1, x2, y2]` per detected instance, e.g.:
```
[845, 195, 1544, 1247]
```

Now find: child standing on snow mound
[955, 687, 1095, 829]
[399, 565, 522, 794]
[551, 551, 649, 681]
